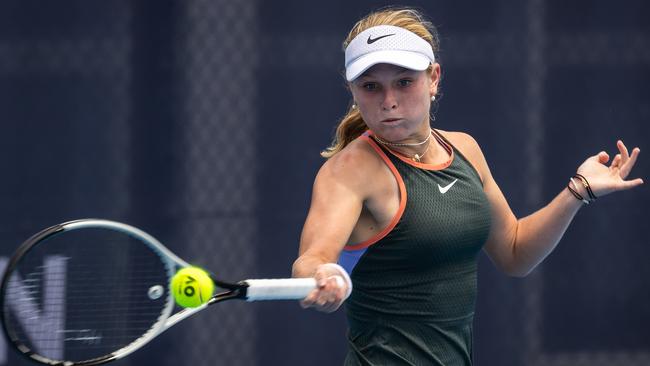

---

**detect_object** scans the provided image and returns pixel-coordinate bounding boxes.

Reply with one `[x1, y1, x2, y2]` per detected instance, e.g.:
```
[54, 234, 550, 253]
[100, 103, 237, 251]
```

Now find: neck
[374, 128, 432, 147]
[374, 129, 434, 162]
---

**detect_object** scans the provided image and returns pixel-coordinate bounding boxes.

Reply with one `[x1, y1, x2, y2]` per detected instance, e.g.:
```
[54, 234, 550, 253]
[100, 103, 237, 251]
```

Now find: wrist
[566, 174, 597, 205]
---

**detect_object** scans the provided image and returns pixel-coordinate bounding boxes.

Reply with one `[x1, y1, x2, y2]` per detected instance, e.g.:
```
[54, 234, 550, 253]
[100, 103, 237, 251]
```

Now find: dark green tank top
[339, 130, 492, 366]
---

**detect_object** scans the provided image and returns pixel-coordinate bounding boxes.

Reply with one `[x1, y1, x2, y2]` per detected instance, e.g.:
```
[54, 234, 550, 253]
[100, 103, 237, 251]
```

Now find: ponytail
[320, 106, 367, 158]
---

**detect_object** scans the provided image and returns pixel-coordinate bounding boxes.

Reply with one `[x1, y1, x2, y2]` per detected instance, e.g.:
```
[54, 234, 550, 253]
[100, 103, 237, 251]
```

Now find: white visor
[344, 25, 435, 81]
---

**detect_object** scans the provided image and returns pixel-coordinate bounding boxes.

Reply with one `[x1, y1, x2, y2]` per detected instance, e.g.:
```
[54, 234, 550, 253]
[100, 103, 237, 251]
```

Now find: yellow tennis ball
[171, 267, 214, 308]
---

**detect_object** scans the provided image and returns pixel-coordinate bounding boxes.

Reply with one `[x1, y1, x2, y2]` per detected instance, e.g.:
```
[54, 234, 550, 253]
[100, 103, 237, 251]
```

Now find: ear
[429, 63, 441, 97]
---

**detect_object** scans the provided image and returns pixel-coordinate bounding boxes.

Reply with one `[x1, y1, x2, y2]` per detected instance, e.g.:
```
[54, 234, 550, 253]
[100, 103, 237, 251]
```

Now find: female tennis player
[292, 7, 643, 365]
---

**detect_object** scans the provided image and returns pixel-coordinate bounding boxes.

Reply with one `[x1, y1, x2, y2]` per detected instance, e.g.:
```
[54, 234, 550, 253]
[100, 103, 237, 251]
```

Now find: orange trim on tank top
[366, 130, 454, 171]
[344, 134, 407, 251]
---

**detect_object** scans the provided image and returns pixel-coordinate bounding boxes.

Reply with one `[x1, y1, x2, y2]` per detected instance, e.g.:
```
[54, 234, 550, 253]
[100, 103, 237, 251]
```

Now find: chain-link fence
[0, 1, 648, 365]
[174, 3, 259, 361]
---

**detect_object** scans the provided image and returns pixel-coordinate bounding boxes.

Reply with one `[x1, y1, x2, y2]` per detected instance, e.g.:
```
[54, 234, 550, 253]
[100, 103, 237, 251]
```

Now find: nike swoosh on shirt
[367, 34, 395, 44]
[438, 179, 458, 194]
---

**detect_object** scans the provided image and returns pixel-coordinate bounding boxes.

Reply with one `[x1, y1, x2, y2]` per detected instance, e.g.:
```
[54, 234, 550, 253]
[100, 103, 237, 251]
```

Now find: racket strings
[2, 227, 174, 363]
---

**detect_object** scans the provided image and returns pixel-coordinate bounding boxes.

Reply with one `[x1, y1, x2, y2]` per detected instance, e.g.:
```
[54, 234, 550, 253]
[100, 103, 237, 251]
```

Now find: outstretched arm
[479, 139, 643, 277]
[292, 158, 361, 312]
[292, 144, 381, 312]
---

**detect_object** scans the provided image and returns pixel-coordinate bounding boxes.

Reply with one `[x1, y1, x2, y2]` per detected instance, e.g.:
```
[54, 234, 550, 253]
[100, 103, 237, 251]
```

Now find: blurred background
[0, 0, 648, 365]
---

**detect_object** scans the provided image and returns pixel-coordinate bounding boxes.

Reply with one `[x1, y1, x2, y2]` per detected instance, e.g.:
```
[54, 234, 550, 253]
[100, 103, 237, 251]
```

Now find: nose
[381, 89, 397, 110]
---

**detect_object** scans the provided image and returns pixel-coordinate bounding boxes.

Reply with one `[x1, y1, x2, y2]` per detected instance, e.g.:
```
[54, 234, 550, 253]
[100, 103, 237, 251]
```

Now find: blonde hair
[321, 7, 440, 158]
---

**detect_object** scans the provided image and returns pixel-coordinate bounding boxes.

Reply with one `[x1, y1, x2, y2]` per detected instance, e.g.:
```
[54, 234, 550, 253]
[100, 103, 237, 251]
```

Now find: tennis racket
[0, 219, 325, 366]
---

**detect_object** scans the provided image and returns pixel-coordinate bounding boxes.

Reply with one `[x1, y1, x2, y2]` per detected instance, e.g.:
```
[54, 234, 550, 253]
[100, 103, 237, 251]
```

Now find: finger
[617, 140, 630, 165]
[618, 177, 644, 190]
[610, 154, 621, 169]
[620, 147, 641, 178]
[300, 298, 313, 309]
[316, 302, 336, 313]
[314, 277, 343, 307]
[317, 290, 344, 313]
[314, 271, 328, 287]
[596, 151, 609, 164]
[316, 297, 327, 307]
[326, 275, 346, 298]
[317, 282, 338, 305]
[315, 295, 337, 311]
[321, 302, 341, 313]
[299, 290, 319, 308]
[322, 281, 337, 301]
[328, 291, 338, 305]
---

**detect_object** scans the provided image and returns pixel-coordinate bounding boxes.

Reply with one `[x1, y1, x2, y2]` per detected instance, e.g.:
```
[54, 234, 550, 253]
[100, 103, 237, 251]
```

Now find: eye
[362, 82, 378, 91]
[398, 79, 412, 87]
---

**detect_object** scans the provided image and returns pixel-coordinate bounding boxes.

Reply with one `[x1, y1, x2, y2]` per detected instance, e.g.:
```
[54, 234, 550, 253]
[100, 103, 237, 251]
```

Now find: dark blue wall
[0, 1, 648, 365]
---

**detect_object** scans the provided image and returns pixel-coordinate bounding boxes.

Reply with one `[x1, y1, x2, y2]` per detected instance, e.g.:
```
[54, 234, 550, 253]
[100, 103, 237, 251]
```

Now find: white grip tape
[244, 278, 317, 301]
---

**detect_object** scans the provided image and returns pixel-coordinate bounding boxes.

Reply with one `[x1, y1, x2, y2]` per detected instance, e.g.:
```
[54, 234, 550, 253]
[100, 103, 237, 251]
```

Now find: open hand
[576, 140, 643, 198]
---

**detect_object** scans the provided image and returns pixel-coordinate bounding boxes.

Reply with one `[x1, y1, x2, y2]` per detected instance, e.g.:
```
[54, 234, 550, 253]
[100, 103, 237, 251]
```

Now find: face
[350, 63, 440, 142]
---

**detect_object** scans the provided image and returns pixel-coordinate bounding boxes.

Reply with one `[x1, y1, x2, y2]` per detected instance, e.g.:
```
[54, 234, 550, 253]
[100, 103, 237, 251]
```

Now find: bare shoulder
[436, 129, 490, 182]
[437, 130, 482, 155]
[316, 137, 385, 193]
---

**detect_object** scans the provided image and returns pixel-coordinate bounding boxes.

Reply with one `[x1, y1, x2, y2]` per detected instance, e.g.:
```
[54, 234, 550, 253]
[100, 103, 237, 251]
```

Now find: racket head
[0, 219, 183, 365]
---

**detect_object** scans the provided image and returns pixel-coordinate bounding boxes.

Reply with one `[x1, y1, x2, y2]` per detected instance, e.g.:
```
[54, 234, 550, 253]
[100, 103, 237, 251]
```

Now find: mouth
[381, 118, 402, 124]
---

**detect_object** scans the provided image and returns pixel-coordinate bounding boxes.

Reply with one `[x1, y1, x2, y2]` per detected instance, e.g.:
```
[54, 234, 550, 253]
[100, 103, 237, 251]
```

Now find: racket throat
[208, 279, 249, 303]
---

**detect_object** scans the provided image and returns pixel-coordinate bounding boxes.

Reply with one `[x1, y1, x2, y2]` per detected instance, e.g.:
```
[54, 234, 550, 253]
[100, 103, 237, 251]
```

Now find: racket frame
[0, 219, 316, 366]
[0, 219, 187, 365]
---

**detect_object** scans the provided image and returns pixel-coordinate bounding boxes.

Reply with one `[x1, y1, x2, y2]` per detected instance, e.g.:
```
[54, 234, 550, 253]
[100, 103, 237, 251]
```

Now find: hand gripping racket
[0, 219, 343, 365]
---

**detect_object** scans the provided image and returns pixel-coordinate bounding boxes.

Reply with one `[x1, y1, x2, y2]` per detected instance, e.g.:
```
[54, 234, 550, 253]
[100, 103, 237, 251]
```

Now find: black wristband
[574, 174, 597, 201]
[567, 180, 589, 204]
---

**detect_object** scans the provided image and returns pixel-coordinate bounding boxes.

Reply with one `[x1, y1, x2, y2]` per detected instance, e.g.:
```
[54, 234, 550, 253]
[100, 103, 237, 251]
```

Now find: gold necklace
[374, 130, 432, 147]
[375, 130, 433, 162]
[412, 139, 432, 162]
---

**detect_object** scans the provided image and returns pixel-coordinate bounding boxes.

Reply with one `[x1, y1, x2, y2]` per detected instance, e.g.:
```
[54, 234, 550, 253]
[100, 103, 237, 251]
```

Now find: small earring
[352, 103, 357, 109]
[431, 95, 436, 102]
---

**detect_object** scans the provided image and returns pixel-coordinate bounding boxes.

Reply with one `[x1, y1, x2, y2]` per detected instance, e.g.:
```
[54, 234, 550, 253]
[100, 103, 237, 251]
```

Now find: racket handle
[243, 278, 317, 301]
